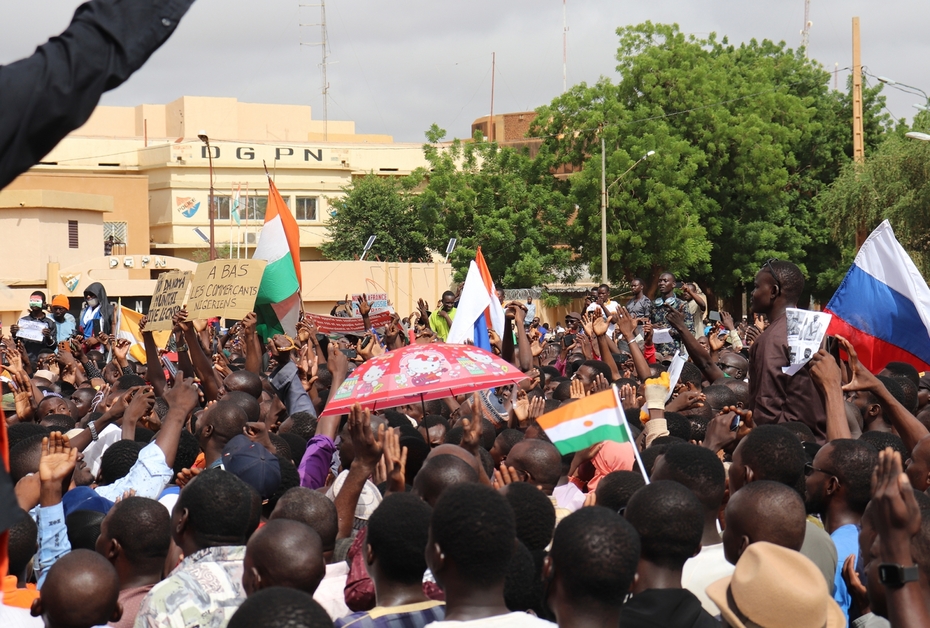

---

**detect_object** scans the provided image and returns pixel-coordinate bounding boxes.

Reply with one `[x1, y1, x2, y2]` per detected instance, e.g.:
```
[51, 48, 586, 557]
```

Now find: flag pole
[611, 385, 650, 484]
[229, 182, 234, 259]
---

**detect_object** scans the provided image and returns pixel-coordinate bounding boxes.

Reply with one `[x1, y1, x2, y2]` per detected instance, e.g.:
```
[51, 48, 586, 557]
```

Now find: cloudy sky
[1, 1, 927, 143]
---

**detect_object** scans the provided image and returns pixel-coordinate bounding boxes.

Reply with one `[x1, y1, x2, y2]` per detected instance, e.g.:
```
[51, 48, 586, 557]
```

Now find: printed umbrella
[319, 343, 529, 416]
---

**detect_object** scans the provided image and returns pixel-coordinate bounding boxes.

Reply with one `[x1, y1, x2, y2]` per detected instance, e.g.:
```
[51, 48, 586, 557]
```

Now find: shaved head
[270, 487, 338, 553]
[34, 549, 121, 627]
[243, 519, 325, 597]
[723, 480, 807, 565]
[505, 439, 562, 493]
[224, 370, 263, 399]
[413, 453, 479, 506]
[425, 444, 483, 479]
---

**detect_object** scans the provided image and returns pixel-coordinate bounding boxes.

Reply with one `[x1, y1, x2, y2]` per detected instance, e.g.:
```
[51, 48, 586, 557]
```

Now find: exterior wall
[0, 192, 106, 284]
[3, 173, 151, 278]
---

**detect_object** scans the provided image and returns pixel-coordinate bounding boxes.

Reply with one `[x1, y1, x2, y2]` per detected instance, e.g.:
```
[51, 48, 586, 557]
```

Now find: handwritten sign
[305, 311, 394, 334]
[146, 271, 192, 331]
[187, 260, 267, 320]
[16, 318, 46, 342]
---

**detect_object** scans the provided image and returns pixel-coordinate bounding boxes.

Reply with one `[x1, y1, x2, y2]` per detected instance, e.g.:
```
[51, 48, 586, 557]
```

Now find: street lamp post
[877, 76, 930, 102]
[198, 131, 217, 261]
[599, 148, 656, 283]
[905, 131, 930, 142]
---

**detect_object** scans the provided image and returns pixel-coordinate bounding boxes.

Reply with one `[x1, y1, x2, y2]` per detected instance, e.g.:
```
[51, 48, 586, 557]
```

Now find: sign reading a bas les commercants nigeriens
[146, 271, 192, 331]
[187, 260, 267, 321]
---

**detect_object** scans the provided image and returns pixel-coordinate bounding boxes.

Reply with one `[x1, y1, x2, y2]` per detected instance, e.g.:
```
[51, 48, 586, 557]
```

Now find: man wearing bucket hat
[707, 542, 846, 628]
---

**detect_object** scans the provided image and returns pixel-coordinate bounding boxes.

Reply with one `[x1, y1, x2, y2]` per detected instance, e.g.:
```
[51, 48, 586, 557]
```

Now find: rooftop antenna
[299, 1, 331, 140]
[800, 0, 812, 56]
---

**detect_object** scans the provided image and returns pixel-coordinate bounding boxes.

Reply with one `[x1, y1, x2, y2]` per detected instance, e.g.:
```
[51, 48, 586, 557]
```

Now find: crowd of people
[1, 260, 929, 628]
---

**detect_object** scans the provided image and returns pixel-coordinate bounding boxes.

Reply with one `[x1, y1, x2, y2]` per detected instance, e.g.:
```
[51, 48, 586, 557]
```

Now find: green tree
[530, 22, 892, 303]
[820, 127, 930, 276]
[412, 125, 577, 287]
[321, 173, 432, 262]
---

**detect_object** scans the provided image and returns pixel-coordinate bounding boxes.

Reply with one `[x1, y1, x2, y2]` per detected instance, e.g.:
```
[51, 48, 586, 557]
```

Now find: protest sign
[783, 308, 833, 375]
[305, 311, 394, 334]
[16, 318, 45, 342]
[350, 293, 392, 315]
[146, 271, 192, 331]
[187, 260, 266, 321]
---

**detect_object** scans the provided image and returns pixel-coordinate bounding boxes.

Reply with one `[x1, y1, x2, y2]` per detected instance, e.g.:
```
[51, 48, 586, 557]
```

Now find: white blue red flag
[825, 220, 930, 371]
[446, 248, 505, 350]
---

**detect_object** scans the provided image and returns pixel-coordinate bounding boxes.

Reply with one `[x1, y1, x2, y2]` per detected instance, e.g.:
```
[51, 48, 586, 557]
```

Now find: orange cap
[50, 295, 70, 309]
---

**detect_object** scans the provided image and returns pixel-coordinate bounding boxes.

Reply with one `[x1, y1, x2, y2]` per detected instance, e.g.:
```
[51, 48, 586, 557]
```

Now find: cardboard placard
[146, 271, 192, 331]
[305, 311, 394, 334]
[187, 260, 267, 321]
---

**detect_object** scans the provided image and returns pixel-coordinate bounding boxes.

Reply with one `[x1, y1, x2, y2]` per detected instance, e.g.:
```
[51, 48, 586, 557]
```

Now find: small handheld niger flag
[537, 388, 632, 455]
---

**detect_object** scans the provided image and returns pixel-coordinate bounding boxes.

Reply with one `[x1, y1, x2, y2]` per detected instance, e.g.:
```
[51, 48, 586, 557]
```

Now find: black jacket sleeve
[0, 0, 197, 190]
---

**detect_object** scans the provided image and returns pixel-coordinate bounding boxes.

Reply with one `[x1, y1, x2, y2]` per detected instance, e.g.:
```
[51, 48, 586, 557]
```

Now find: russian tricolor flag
[825, 220, 930, 372]
[446, 247, 505, 350]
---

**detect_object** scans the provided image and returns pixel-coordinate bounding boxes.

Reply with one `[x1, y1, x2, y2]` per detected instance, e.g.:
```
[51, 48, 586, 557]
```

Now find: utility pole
[562, 0, 568, 93]
[489, 52, 496, 142]
[852, 17, 864, 163]
[600, 134, 607, 284]
[800, 0, 812, 55]
[852, 17, 867, 247]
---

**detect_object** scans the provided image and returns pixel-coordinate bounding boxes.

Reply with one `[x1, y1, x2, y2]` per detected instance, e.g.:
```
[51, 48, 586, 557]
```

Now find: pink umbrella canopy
[320, 343, 528, 416]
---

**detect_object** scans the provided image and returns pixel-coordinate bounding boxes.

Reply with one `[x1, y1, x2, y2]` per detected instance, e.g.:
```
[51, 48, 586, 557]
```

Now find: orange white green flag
[252, 177, 302, 341]
[536, 387, 649, 482]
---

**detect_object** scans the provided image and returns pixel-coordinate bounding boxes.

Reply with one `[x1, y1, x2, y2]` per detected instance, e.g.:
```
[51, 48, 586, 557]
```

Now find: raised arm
[839, 336, 929, 452]
[666, 308, 725, 383]
[807, 350, 852, 441]
[0, 0, 197, 189]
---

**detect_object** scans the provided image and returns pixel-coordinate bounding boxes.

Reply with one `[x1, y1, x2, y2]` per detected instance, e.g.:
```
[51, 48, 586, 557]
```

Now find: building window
[68, 221, 78, 248]
[103, 222, 127, 255]
[247, 196, 268, 221]
[295, 197, 317, 221]
[211, 196, 231, 220]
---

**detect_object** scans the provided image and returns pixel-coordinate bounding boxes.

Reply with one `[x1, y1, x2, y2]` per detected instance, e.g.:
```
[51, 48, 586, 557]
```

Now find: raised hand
[744, 324, 761, 347]
[138, 315, 148, 334]
[461, 407, 483, 455]
[753, 313, 766, 331]
[357, 294, 372, 317]
[643, 320, 654, 346]
[872, 448, 922, 553]
[665, 308, 686, 331]
[592, 373, 611, 394]
[492, 462, 522, 489]
[172, 308, 191, 333]
[581, 313, 596, 338]
[38, 432, 78, 485]
[383, 427, 408, 492]
[666, 390, 706, 412]
[113, 338, 132, 362]
[417, 298, 430, 321]
[105, 386, 140, 418]
[837, 335, 882, 394]
[163, 376, 200, 414]
[126, 385, 155, 419]
[348, 403, 383, 469]
[619, 383, 638, 411]
[526, 395, 546, 421]
[808, 348, 843, 393]
[842, 554, 870, 616]
[570, 378, 587, 399]
[614, 306, 637, 339]
[720, 311, 735, 331]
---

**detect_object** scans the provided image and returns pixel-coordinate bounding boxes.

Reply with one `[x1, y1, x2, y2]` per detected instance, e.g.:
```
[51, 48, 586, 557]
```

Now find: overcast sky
[1, 1, 927, 143]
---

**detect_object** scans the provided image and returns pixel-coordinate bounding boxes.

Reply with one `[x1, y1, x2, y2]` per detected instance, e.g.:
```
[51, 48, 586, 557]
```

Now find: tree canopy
[321, 173, 431, 262]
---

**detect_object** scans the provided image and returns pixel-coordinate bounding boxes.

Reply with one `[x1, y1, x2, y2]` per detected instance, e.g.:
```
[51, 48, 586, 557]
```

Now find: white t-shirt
[681, 543, 736, 617]
[681, 542, 734, 615]
[427, 612, 554, 627]
[586, 300, 620, 336]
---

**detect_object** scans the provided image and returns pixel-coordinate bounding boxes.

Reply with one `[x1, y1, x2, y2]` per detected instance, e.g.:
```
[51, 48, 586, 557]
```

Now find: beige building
[0, 97, 452, 325]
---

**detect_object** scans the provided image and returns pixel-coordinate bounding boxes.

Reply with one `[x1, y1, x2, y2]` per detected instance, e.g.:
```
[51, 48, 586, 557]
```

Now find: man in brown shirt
[747, 260, 828, 442]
